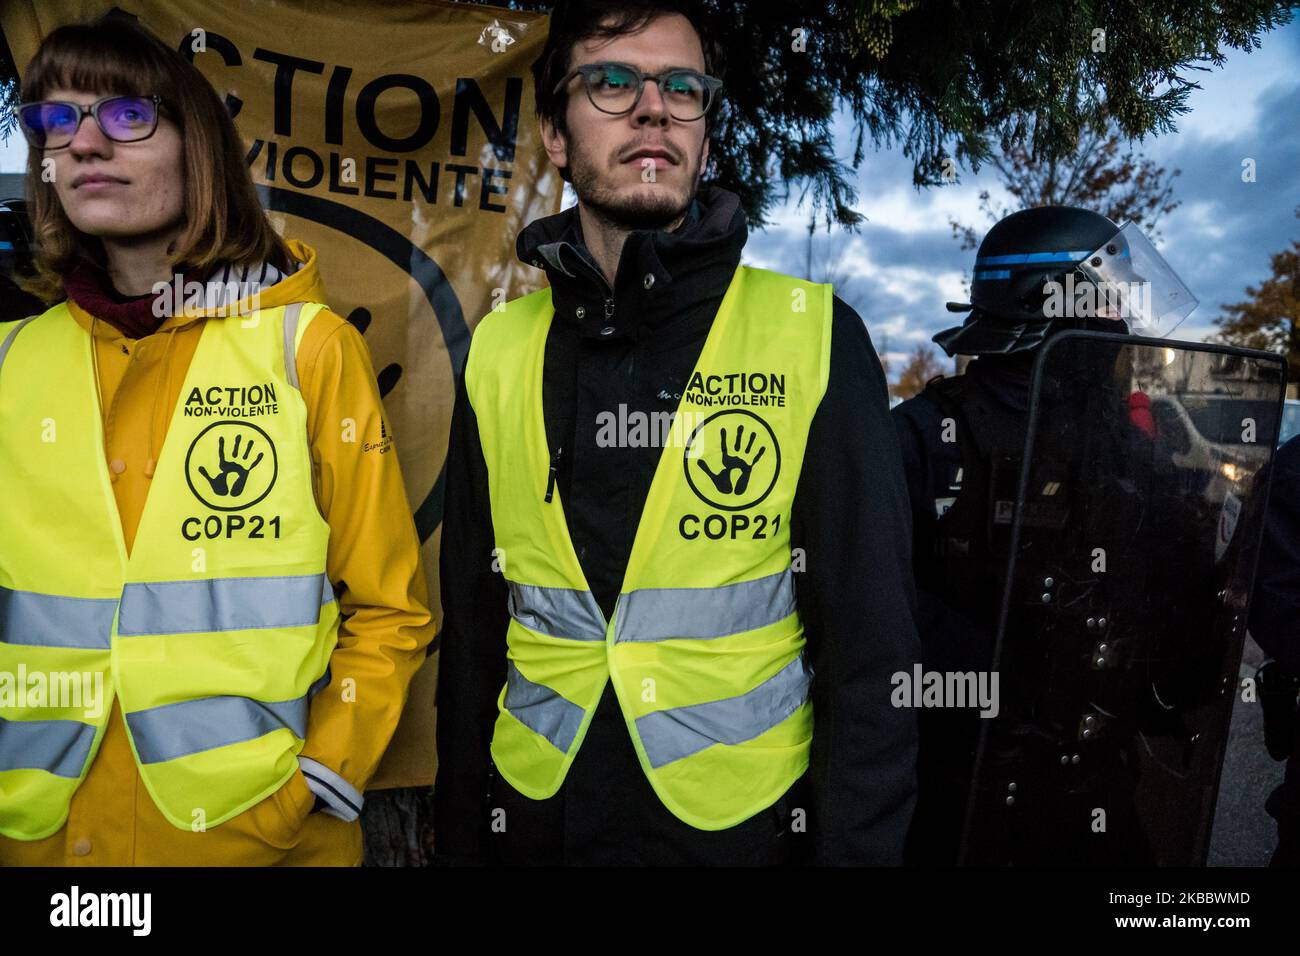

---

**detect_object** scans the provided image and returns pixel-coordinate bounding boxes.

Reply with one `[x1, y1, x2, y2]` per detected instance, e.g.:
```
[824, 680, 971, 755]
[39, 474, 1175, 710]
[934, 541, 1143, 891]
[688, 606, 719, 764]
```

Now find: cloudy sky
[741, 18, 1300, 372]
[4, 15, 1297, 375]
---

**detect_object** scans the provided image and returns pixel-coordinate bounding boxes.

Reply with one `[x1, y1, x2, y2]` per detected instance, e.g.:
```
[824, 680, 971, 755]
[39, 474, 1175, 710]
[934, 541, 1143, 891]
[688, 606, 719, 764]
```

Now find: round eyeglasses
[555, 62, 723, 121]
[15, 95, 163, 150]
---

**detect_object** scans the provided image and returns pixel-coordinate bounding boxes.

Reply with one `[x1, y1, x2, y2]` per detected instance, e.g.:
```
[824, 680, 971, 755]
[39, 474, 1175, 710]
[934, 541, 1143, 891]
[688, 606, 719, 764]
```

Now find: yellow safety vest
[0, 302, 338, 839]
[466, 264, 832, 830]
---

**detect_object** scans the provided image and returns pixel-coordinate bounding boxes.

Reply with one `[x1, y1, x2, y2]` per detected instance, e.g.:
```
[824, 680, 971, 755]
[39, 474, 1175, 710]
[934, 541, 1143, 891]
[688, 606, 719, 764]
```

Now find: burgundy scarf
[61, 257, 177, 339]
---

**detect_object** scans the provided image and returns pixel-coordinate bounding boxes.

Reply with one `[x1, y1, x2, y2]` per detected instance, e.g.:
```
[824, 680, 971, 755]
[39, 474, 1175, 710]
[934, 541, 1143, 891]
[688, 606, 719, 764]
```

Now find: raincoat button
[643, 273, 655, 289]
[72, 838, 91, 856]
[600, 326, 615, 336]
[109, 459, 126, 474]
[576, 306, 586, 319]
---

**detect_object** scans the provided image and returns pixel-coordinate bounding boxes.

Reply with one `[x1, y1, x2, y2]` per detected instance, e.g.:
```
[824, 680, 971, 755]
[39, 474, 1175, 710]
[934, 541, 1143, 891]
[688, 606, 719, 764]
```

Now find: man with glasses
[434, 0, 919, 866]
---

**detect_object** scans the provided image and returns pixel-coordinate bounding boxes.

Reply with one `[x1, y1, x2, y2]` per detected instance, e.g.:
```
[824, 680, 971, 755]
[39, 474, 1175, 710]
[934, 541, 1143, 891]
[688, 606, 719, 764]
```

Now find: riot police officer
[893, 206, 1129, 864]
[1250, 435, 1300, 867]
[892, 205, 1212, 865]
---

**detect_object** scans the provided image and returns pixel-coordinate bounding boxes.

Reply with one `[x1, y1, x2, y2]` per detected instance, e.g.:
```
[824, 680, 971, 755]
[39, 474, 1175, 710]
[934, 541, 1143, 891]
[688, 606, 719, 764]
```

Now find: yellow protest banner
[1, 0, 563, 788]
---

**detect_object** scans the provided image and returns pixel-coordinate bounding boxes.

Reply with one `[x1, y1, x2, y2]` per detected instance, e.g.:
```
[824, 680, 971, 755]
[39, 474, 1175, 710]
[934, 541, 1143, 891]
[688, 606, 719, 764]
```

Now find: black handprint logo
[198, 433, 264, 498]
[346, 307, 403, 398]
[697, 424, 766, 496]
[184, 422, 279, 510]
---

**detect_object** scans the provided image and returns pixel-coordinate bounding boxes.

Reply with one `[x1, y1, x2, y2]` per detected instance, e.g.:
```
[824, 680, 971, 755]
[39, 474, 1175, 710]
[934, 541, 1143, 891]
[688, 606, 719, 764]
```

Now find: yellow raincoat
[0, 240, 435, 865]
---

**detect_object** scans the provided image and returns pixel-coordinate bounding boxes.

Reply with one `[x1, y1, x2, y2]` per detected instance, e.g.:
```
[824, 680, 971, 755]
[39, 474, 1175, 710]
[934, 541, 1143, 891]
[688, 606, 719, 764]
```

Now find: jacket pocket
[248, 768, 314, 850]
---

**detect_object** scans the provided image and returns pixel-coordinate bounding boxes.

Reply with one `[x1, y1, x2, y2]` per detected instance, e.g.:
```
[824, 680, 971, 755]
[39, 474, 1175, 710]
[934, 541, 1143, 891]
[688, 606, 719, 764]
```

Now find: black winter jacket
[433, 186, 919, 865]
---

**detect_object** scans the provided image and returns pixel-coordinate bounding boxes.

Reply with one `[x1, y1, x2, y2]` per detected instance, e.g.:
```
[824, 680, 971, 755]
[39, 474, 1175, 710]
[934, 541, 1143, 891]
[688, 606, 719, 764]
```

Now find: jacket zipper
[545, 446, 563, 503]
[544, 251, 611, 507]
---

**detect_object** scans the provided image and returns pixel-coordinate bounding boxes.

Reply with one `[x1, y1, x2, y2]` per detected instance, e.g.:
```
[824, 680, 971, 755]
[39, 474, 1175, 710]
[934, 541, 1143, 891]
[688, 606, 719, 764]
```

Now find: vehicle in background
[1149, 393, 1278, 507]
[1279, 399, 1300, 447]
[0, 198, 44, 322]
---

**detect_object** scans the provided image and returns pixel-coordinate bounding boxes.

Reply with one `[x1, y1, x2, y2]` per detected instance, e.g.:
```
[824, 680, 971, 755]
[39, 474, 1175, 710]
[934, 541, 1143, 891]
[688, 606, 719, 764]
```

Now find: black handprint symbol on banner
[345, 307, 403, 398]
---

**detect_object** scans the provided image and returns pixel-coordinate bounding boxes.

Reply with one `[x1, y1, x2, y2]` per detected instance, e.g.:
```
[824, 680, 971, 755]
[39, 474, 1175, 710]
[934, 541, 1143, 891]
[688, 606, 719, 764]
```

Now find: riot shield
[959, 330, 1286, 866]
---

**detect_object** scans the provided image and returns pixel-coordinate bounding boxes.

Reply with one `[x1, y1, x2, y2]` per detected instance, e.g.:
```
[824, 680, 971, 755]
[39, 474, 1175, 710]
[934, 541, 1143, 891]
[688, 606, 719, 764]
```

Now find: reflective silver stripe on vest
[614, 569, 796, 643]
[117, 571, 334, 637]
[635, 653, 813, 769]
[0, 316, 35, 376]
[282, 302, 304, 389]
[503, 660, 585, 753]
[126, 667, 331, 764]
[0, 716, 97, 777]
[507, 581, 606, 643]
[0, 586, 116, 649]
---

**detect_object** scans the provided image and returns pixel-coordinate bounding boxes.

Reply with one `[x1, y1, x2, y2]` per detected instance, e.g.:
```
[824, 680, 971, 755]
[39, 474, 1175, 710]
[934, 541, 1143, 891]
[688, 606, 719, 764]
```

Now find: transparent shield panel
[1077, 222, 1199, 338]
[959, 332, 1285, 866]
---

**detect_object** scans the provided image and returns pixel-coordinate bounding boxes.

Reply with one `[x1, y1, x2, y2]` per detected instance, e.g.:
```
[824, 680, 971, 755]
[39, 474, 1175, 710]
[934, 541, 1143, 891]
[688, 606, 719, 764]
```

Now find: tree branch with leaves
[1213, 207, 1300, 381]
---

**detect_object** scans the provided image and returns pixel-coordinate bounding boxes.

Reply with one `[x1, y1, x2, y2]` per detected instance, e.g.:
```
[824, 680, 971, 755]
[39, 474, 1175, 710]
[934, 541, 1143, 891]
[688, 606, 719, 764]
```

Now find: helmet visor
[1077, 222, 1198, 338]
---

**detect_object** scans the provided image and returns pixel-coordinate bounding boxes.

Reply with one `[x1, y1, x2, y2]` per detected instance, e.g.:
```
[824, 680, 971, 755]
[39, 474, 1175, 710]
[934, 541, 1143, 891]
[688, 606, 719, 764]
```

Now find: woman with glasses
[0, 16, 435, 866]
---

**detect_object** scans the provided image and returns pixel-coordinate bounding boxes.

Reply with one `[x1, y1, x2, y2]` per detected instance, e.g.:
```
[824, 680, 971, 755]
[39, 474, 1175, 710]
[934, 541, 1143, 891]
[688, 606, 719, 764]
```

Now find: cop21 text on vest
[181, 36, 522, 212]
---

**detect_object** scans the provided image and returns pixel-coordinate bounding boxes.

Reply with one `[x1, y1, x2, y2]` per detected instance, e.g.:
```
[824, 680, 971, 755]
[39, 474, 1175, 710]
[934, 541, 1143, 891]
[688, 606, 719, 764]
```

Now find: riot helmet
[934, 206, 1197, 357]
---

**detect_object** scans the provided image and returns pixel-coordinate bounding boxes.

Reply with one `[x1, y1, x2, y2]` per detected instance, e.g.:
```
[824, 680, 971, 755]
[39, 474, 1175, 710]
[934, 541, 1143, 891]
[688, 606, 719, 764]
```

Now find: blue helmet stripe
[974, 250, 1092, 266]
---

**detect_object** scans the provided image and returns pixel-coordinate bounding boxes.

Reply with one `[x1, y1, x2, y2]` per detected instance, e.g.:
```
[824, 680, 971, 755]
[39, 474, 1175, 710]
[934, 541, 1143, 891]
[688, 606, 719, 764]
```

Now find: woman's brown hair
[19, 14, 292, 302]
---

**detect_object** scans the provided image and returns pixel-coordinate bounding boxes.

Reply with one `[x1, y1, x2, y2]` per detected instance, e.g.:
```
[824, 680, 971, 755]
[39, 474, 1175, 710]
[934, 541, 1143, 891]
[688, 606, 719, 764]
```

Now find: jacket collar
[64, 239, 327, 344]
[516, 185, 748, 342]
